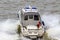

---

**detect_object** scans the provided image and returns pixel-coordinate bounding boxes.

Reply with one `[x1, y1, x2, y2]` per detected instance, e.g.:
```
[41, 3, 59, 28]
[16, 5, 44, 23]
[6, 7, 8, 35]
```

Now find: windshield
[24, 12, 40, 20]
[34, 15, 39, 20]
[29, 15, 33, 19]
[24, 15, 28, 20]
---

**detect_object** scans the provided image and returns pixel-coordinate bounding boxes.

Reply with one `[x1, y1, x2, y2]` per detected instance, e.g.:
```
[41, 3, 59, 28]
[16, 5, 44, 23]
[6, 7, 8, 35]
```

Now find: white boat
[18, 6, 45, 39]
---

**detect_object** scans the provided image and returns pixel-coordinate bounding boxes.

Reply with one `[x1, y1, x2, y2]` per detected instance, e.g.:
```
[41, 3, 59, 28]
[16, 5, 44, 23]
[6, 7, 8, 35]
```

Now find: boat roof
[22, 6, 38, 13]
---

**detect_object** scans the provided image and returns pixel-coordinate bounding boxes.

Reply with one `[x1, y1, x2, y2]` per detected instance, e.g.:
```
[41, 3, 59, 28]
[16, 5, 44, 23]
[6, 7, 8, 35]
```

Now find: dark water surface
[0, 0, 60, 40]
[0, 0, 60, 19]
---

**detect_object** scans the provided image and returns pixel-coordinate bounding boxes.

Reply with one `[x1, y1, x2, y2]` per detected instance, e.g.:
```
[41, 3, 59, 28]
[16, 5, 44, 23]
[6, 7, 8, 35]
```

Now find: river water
[0, 14, 60, 40]
[0, 0, 60, 40]
[0, 0, 60, 18]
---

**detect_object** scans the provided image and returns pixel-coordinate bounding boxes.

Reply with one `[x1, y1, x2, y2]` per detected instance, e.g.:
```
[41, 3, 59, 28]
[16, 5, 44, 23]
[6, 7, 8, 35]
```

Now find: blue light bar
[32, 6, 37, 9]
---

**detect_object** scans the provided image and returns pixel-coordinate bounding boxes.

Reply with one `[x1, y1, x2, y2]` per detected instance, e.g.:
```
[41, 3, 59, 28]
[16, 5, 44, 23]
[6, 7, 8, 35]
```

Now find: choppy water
[0, 0, 60, 19]
[0, 19, 31, 40]
[0, 0, 60, 40]
[42, 14, 60, 40]
[0, 14, 60, 40]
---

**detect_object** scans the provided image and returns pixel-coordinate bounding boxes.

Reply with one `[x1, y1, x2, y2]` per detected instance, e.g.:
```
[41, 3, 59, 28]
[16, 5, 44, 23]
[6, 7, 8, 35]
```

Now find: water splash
[42, 13, 60, 40]
[0, 14, 60, 40]
[0, 19, 19, 40]
[0, 19, 31, 40]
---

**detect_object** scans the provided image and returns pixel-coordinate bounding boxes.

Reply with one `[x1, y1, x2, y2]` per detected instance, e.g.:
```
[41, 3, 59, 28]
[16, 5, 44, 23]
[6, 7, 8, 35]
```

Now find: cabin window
[29, 15, 33, 19]
[34, 15, 39, 20]
[24, 15, 28, 20]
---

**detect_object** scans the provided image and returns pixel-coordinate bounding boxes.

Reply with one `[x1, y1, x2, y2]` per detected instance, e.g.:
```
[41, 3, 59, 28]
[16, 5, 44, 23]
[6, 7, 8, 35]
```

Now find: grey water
[0, 0, 60, 40]
[0, 0, 60, 19]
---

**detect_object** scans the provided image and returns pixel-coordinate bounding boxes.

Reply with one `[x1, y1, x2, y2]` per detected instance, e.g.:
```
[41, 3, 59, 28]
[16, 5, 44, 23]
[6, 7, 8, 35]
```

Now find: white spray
[0, 19, 31, 40]
[42, 13, 60, 40]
